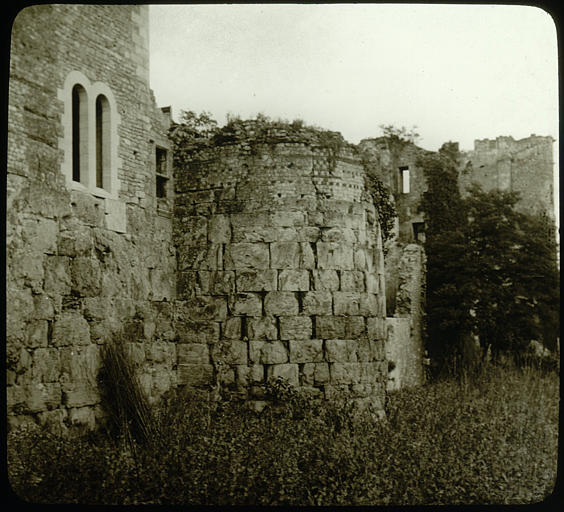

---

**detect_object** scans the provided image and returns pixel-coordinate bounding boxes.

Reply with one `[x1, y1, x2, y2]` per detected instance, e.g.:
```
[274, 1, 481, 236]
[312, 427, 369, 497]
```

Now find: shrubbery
[8, 363, 558, 505]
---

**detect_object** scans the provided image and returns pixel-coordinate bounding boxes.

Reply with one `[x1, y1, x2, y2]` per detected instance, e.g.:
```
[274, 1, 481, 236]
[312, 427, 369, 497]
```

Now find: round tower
[173, 120, 387, 412]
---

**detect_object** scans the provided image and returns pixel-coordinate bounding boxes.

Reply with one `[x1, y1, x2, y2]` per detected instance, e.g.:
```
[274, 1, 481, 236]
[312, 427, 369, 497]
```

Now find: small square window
[413, 222, 425, 243]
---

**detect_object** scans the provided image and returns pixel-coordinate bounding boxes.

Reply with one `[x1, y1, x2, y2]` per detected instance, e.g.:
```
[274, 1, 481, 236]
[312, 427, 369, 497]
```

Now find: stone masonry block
[367, 317, 385, 340]
[174, 317, 220, 344]
[317, 242, 354, 270]
[211, 340, 248, 365]
[51, 311, 91, 347]
[22, 217, 58, 254]
[59, 344, 100, 382]
[365, 272, 379, 293]
[359, 293, 378, 316]
[10, 250, 44, 293]
[249, 340, 288, 364]
[340, 271, 365, 292]
[301, 363, 315, 386]
[224, 243, 269, 270]
[271, 211, 305, 227]
[31, 348, 60, 383]
[25, 382, 63, 413]
[346, 316, 366, 338]
[229, 293, 263, 316]
[62, 382, 99, 408]
[183, 296, 228, 322]
[312, 270, 340, 291]
[296, 227, 320, 242]
[325, 339, 349, 362]
[145, 342, 176, 364]
[199, 271, 236, 295]
[270, 242, 300, 269]
[264, 292, 299, 316]
[208, 214, 231, 243]
[279, 316, 312, 340]
[316, 316, 346, 339]
[353, 248, 367, 270]
[333, 292, 360, 316]
[299, 242, 316, 269]
[302, 291, 332, 315]
[25, 321, 49, 348]
[177, 364, 214, 387]
[236, 269, 277, 292]
[288, 339, 323, 363]
[278, 269, 309, 291]
[321, 226, 356, 244]
[222, 317, 242, 340]
[33, 294, 55, 320]
[43, 256, 71, 296]
[314, 362, 330, 384]
[71, 257, 102, 297]
[104, 198, 127, 233]
[247, 316, 278, 341]
[267, 363, 299, 387]
[369, 338, 385, 361]
[329, 362, 361, 385]
[179, 216, 208, 245]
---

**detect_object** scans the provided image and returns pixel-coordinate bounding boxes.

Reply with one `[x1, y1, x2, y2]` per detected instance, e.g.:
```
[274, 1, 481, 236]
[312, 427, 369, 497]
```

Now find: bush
[8, 365, 558, 505]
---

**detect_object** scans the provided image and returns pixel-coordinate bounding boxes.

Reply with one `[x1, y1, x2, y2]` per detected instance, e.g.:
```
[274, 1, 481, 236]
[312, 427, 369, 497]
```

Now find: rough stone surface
[8, 5, 396, 428]
[7, 5, 177, 428]
[173, 133, 387, 410]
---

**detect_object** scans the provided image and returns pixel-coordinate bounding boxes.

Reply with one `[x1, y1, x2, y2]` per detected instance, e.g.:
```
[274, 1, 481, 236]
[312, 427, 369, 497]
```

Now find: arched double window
[60, 71, 121, 198]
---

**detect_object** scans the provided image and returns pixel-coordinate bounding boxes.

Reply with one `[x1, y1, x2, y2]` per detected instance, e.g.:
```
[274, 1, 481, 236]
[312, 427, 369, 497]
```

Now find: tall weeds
[8, 361, 559, 506]
[98, 336, 156, 446]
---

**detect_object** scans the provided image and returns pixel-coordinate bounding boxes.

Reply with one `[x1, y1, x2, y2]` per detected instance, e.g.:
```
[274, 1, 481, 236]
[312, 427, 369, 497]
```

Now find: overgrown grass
[8, 363, 558, 505]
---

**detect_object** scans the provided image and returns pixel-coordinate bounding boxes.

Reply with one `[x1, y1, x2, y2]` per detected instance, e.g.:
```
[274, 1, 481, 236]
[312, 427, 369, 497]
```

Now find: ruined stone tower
[173, 122, 388, 409]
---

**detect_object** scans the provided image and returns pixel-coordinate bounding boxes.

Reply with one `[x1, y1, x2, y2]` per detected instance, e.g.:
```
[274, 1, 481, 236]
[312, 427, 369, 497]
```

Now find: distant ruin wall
[173, 125, 388, 411]
[460, 135, 555, 220]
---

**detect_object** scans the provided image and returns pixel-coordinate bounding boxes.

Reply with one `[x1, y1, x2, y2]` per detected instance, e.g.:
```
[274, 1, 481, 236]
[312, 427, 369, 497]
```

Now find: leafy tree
[465, 185, 559, 358]
[418, 144, 473, 372]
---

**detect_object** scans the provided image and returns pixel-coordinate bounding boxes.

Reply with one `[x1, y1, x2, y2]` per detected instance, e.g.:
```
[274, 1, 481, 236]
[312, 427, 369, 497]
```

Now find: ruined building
[7, 5, 556, 432]
[7, 5, 387, 431]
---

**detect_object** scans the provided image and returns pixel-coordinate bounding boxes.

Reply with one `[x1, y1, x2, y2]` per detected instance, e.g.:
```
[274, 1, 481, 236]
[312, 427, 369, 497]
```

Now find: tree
[465, 185, 559, 358]
[418, 144, 473, 372]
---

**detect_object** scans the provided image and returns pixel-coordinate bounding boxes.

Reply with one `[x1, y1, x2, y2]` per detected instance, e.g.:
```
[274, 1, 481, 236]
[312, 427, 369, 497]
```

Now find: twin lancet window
[71, 85, 111, 189]
[62, 71, 120, 198]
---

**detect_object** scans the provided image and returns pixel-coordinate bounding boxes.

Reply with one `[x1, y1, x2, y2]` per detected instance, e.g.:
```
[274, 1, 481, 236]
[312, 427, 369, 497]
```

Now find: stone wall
[358, 139, 427, 389]
[359, 138, 429, 244]
[385, 244, 426, 390]
[459, 135, 555, 220]
[7, 5, 177, 432]
[173, 122, 389, 412]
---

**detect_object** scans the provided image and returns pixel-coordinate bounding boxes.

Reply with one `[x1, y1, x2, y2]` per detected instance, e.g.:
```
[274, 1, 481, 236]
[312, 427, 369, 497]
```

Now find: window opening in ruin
[95, 94, 111, 189]
[72, 84, 88, 183]
[399, 166, 410, 194]
[413, 222, 425, 243]
[156, 146, 169, 198]
[156, 146, 168, 175]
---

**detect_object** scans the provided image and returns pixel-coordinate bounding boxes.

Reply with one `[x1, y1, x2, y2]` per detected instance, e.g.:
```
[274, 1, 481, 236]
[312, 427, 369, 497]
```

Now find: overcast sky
[149, 3, 558, 215]
[149, 4, 557, 148]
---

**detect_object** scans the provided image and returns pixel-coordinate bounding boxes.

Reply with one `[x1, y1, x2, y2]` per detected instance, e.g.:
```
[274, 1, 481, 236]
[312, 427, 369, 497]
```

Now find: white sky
[149, 3, 558, 217]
